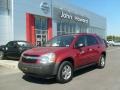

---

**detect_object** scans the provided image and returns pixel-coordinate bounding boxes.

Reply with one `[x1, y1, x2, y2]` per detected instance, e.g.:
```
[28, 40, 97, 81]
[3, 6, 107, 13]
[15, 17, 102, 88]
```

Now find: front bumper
[18, 62, 59, 78]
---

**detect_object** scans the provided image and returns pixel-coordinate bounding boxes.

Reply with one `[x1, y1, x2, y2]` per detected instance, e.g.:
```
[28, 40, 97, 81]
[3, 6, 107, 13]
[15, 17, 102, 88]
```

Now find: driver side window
[6, 42, 16, 47]
[6, 42, 14, 47]
[75, 36, 86, 47]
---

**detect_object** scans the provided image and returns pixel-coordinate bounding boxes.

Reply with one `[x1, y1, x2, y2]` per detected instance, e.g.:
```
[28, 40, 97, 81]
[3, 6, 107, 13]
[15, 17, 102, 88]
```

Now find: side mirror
[75, 43, 85, 48]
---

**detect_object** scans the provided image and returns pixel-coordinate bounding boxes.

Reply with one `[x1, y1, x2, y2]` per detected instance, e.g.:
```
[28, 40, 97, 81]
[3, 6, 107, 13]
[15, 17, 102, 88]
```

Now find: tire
[56, 61, 73, 83]
[0, 51, 4, 60]
[97, 55, 106, 69]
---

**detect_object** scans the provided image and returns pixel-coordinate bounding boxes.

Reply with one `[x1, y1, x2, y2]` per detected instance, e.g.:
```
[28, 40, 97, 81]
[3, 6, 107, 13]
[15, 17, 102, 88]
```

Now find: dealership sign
[40, 2, 50, 14]
[60, 11, 89, 24]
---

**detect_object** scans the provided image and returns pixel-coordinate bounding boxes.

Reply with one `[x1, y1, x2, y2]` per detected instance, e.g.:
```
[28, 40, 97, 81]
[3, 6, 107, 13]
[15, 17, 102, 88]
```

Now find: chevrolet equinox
[18, 33, 106, 83]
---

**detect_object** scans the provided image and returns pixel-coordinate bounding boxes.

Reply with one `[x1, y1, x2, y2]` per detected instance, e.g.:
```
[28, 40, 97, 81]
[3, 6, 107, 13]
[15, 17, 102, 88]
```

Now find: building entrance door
[35, 16, 48, 46]
[36, 34, 47, 46]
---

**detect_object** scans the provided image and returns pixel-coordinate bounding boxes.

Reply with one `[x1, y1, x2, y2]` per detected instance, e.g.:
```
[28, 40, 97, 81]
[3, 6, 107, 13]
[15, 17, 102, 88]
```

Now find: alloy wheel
[100, 56, 105, 67]
[62, 65, 72, 80]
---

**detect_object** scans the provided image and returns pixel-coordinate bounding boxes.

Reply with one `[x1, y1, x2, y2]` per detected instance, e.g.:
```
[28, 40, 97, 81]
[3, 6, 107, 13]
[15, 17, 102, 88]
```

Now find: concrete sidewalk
[0, 60, 19, 70]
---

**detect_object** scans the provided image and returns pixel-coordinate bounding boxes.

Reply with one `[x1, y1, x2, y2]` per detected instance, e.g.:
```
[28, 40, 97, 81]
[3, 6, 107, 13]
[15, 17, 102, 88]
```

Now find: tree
[107, 35, 120, 41]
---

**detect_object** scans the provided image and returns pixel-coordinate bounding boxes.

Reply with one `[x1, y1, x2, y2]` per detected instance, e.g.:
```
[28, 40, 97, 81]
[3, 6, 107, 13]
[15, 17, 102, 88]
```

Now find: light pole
[51, 0, 53, 17]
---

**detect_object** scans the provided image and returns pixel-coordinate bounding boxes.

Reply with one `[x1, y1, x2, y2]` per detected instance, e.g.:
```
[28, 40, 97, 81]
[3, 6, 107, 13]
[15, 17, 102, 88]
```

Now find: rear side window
[96, 36, 104, 44]
[86, 35, 98, 46]
[6, 42, 16, 47]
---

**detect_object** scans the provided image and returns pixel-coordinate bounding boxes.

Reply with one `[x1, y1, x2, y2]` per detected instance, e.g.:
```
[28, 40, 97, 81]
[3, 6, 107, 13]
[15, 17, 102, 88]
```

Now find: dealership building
[0, 0, 106, 46]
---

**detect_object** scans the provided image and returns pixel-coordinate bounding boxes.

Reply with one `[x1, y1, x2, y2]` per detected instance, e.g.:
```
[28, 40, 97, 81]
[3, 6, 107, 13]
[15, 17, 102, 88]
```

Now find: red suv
[18, 33, 106, 83]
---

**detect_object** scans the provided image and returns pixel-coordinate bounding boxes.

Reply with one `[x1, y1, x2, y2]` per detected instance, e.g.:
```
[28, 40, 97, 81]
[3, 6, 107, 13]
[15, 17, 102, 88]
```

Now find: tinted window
[17, 42, 32, 47]
[75, 36, 86, 47]
[6, 42, 15, 47]
[46, 35, 74, 47]
[86, 35, 98, 46]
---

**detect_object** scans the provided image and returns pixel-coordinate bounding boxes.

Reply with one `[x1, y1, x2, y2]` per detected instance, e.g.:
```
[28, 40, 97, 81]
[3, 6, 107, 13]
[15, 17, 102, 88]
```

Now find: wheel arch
[56, 57, 74, 83]
[101, 51, 106, 59]
[56, 57, 74, 72]
[60, 57, 74, 68]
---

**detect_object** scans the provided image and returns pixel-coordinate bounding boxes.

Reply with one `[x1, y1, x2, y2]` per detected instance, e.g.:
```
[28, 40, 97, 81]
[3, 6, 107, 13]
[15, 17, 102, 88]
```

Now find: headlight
[38, 53, 56, 64]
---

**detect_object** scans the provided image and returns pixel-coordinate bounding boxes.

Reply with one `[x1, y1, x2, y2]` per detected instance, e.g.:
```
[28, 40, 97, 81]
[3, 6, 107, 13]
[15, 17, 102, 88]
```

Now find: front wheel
[0, 51, 4, 60]
[56, 61, 73, 83]
[97, 55, 106, 69]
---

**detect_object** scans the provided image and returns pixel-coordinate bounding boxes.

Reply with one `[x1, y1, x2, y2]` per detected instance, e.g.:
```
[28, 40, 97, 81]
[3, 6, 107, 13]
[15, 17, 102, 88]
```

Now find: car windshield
[17, 42, 32, 47]
[45, 35, 75, 47]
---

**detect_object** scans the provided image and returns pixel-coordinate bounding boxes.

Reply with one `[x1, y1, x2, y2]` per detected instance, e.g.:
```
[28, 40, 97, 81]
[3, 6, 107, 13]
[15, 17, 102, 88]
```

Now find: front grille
[22, 57, 37, 63]
[23, 54, 39, 57]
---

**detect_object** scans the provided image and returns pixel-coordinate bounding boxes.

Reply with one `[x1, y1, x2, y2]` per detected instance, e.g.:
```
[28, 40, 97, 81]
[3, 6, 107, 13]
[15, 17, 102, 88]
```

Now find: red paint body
[22, 33, 106, 68]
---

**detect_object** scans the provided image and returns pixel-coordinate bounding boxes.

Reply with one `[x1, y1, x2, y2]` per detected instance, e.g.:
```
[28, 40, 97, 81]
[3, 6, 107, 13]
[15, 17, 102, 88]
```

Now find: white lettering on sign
[74, 16, 88, 23]
[60, 11, 89, 24]
[61, 11, 73, 20]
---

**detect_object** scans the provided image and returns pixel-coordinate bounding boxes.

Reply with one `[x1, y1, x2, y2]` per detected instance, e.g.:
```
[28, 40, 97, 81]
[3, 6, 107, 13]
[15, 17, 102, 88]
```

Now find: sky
[67, 0, 120, 36]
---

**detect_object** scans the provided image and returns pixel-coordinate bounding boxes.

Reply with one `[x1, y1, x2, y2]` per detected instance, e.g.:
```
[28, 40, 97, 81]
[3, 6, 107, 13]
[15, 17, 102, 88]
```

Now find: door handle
[78, 49, 85, 54]
[80, 50, 85, 54]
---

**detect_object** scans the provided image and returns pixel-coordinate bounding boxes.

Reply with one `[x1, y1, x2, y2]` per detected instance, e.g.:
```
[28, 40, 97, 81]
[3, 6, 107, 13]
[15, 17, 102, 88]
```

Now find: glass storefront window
[42, 18, 47, 30]
[35, 16, 42, 30]
[62, 22, 65, 32]
[65, 23, 67, 32]
[34, 15, 48, 46]
[36, 30, 41, 34]
[35, 16, 47, 31]
[57, 23, 60, 31]
[0, 0, 9, 15]
[70, 23, 72, 33]
[57, 20, 88, 35]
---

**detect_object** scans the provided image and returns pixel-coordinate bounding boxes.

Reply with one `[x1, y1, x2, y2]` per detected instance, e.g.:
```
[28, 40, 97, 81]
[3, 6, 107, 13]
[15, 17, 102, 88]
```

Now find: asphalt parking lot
[0, 47, 120, 90]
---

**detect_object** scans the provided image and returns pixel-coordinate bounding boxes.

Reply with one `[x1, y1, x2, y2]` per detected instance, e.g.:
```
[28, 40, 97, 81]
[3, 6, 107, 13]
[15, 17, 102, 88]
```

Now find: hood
[0, 45, 5, 47]
[23, 47, 68, 56]
[0, 45, 5, 50]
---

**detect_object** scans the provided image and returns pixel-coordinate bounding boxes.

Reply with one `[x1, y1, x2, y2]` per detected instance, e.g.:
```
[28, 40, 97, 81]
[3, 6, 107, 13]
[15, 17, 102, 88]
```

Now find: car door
[85, 35, 100, 64]
[74, 35, 89, 67]
[5, 41, 20, 58]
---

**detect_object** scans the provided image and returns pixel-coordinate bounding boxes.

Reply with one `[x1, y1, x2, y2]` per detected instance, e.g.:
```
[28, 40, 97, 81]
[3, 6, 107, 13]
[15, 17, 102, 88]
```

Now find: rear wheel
[56, 61, 73, 83]
[0, 51, 4, 60]
[97, 55, 106, 69]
